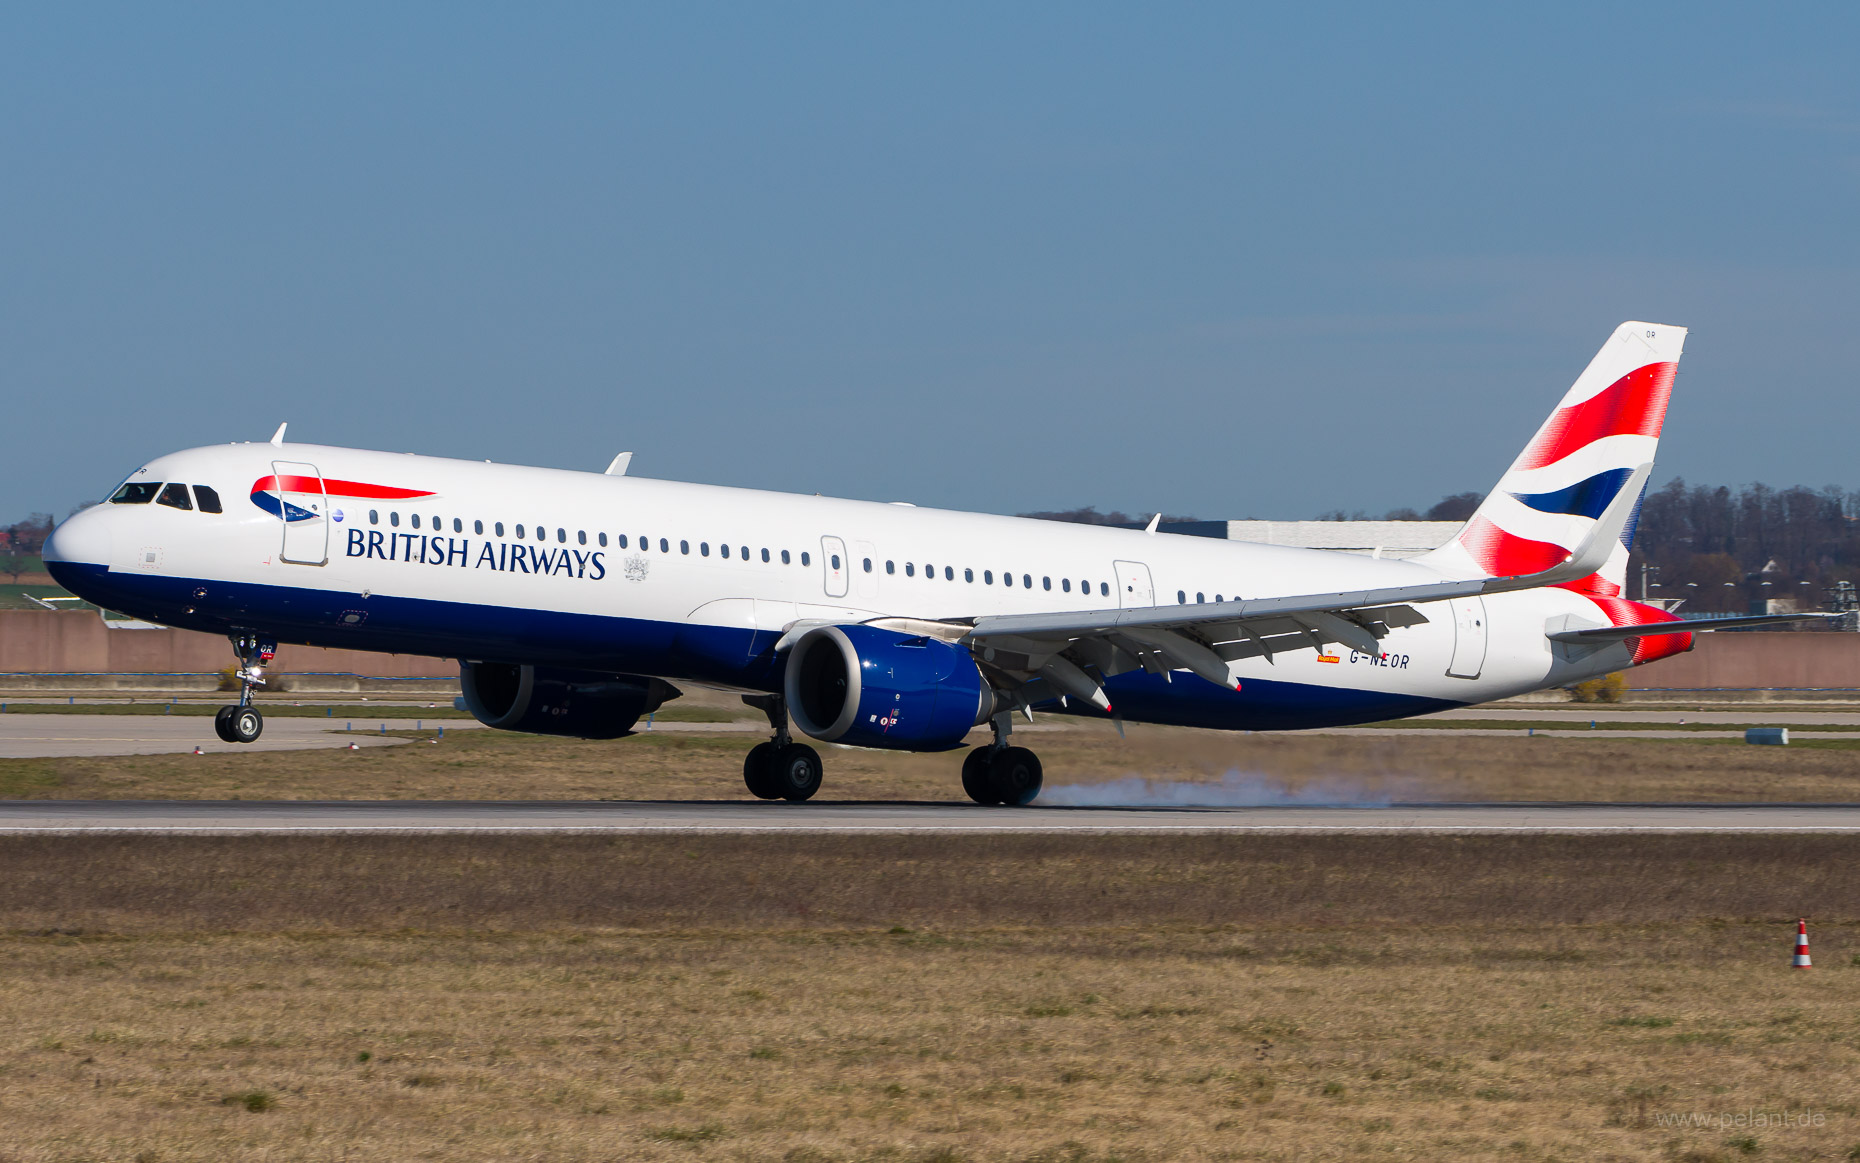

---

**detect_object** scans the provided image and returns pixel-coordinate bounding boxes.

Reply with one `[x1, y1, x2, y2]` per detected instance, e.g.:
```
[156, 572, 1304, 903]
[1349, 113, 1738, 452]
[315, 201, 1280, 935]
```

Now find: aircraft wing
[957, 465, 1654, 710]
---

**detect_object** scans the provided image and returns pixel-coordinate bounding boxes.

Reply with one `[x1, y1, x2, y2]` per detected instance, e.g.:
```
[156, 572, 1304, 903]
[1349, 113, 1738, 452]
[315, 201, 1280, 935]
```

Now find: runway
[5, 799, 1860, 833]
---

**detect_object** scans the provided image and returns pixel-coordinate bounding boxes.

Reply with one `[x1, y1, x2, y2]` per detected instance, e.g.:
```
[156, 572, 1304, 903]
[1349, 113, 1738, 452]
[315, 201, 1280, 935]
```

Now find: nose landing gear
[962, 712, 1043, 806]
[213, 633, 274, 744]
[741, 694, 822, 802]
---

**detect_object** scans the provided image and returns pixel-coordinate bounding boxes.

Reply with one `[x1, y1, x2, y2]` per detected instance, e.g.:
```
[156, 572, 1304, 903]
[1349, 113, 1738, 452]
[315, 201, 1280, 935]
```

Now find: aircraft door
[1113, 560, 1155, 608]
[1446, 597, 1487, 678]
[820, 536, 849, 598]
[273, 460, 329, 566]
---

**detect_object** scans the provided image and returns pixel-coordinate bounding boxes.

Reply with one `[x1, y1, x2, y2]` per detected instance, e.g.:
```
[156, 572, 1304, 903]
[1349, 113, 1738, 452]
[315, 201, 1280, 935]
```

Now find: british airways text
[346, 529, 606, 580]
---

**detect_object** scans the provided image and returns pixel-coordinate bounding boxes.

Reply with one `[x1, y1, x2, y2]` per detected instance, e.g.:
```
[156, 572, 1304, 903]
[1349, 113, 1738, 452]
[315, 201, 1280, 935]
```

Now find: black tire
[770, 742, 823, 802]
[743, 742, 783, 800]
[987, 746, 1042, 806]
[229, 706, 263, 744]
[961, 747, 998, 804]
[213, 705, 237, 743]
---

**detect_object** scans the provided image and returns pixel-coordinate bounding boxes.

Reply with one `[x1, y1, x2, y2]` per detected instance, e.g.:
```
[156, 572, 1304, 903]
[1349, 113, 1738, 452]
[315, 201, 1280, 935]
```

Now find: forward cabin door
[1113, 560, 1155, 607]
[273, 460, 329, 566]
[1446, 597, 1487, 678]
[820, 535, 850, 598]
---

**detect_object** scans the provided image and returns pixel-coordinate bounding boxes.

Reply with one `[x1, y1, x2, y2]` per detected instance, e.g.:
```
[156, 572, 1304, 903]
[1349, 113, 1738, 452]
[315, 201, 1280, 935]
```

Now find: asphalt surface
[0, 714, 427, 757]
[4, 800, 1860, 833]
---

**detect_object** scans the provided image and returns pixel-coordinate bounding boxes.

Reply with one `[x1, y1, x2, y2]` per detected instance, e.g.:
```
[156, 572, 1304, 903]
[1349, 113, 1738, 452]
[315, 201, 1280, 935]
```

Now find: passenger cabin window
[1002, 571, 1011, 587]
[1177, 590, 1187, 604]
[829, 553, 840, 569]
[781, 549, 790, 564]
[681, 540, 690, 554]
[984, 570, 993, 584]
[110, 481, 159, 505]
[475, 520, 485, 535]
[740, 546, 749, 561]
[1022, 574, 1032, 588]
[964, 568, 973, 582]
[1042, 576, 1051, 590]
[391, 512, 401, 527]
[495, 522, 505, 537]
[886, 560, 895, 574]
[701, 543, 710, 557]
[1101, 582, 1110, 596]
[1062, 579, 1071, 593]
[761, 548, 770, 562]
[411, 514, 421, 529]
[905, 563, 915, 577]
[801, 551, 811, 566]
[157, 482, 192, 510]
[370, 510, 379, 525]
[578, 530, 587, 545]
[557, 528, 567, 543]
[193, 485, 223, 513]
[863, 558, 872, 573]
[514, 523, 523, 538]
[661, 538, 670, 552]
[945, 566, 954, 581]
[597, 533, 606, 547]
[454, 519, 463, 533]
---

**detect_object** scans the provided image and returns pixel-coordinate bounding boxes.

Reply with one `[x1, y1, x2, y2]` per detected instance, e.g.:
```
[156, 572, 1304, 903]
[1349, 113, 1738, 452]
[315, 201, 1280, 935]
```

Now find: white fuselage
[45, 441, 1651, 732]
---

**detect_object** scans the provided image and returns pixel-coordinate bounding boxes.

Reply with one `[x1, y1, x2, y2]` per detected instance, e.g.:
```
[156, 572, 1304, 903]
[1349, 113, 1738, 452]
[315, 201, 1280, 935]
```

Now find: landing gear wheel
[987, 746, 1042, 806]
[961, 747, 997, 805]
[213, 705, 237, 743]
[743, 742, 783, 800]
[769, 743, 822, 802]
[228, 706, 263, 744]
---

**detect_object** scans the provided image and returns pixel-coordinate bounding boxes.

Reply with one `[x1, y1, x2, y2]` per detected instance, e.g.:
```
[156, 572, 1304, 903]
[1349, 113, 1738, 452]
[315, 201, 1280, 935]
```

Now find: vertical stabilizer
[1422, 321, 1685, 597]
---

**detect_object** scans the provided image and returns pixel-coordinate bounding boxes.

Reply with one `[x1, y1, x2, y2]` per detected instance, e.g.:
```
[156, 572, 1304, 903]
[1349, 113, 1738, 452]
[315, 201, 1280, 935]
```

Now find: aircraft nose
[43, 507, 113, 568]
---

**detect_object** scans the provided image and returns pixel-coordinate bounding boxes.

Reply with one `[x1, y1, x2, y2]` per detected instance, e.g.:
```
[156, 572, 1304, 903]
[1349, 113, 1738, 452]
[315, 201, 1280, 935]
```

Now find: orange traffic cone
[1792, 918, 1813, 969]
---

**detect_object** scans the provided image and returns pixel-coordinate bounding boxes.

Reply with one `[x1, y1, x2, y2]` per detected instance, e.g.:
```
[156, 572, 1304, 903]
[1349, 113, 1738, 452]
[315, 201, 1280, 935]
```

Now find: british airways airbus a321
[42, 322, 1817, 804]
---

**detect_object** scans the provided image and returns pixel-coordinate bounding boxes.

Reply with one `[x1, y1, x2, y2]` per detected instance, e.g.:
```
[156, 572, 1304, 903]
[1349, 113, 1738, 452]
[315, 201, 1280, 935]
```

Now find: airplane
[42, 321, 1826, 804]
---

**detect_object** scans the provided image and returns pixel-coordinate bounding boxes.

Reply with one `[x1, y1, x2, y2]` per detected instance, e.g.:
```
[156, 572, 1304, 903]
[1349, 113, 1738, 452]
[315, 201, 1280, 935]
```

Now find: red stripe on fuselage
[1515, 361, 1676, 471]
[251, 475, 435, 500]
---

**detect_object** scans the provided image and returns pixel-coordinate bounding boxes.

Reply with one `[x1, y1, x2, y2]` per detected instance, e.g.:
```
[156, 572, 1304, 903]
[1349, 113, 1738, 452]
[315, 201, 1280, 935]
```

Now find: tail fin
[1422, 321, 1686, 596]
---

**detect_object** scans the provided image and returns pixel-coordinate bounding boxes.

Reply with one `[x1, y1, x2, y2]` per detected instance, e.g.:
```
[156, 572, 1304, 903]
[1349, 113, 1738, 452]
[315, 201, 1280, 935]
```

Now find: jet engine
[783, 624, 995, 751]
[458, 662, 679, 739]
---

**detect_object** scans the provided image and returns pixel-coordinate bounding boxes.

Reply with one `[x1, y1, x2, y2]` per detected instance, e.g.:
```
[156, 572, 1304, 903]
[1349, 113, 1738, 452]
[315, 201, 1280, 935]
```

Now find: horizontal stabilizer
[1547, 612, 1843, 643]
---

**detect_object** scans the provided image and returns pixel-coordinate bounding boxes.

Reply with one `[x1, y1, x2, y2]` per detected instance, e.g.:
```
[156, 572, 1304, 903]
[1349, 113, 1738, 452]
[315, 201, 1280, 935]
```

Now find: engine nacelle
[784, 624, 993, 752]
[458, 662, 678, 739]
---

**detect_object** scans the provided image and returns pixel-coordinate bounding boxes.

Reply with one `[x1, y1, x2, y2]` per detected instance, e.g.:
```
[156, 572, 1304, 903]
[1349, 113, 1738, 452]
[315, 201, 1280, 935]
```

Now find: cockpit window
[111, 481, 160, 505]
[193, 485, 223, 513]
[156, 482, 194, 510]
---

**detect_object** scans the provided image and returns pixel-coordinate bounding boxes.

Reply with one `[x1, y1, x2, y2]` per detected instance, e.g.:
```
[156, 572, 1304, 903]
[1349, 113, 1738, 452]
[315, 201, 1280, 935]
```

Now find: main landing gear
[961, 712, 1043, 806]
[741, 694, 822, 802]
[212, 632, 274, 745]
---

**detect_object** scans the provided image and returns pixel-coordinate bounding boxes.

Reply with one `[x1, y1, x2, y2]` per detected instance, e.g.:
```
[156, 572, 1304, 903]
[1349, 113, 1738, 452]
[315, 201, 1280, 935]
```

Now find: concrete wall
[1, 611, 1853, 691]
[0, 611, 454, 677]
[1628, 632, 1860, 691]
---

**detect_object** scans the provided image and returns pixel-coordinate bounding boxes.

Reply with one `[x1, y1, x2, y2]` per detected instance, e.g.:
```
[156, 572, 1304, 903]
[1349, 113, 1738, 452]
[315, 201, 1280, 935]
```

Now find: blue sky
[4, 4, 1856, 520]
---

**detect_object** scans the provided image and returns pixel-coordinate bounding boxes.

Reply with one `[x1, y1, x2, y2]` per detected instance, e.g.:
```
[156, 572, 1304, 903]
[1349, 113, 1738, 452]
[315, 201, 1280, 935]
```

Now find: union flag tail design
[1423, 321, 1689, 663]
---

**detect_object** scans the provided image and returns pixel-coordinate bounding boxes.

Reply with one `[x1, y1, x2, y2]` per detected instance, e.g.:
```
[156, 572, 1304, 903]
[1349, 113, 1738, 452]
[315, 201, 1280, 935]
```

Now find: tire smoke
[1036, 770, 1407, 808]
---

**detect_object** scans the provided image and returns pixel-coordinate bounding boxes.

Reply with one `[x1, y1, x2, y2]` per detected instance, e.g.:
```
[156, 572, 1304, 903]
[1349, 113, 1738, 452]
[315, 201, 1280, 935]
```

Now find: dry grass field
[3, 834, 1859, 1162]
[2, 717, 1859, 802]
